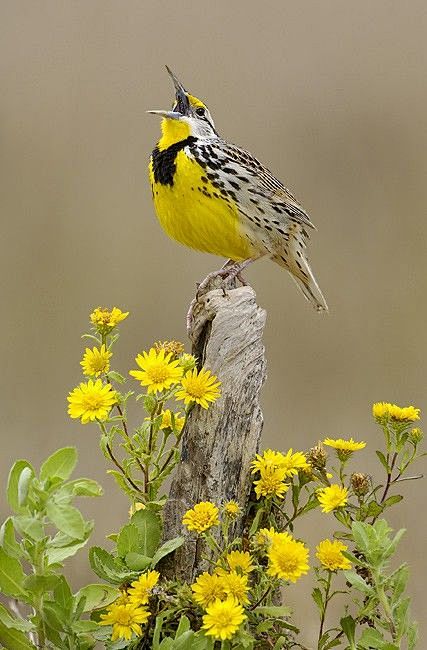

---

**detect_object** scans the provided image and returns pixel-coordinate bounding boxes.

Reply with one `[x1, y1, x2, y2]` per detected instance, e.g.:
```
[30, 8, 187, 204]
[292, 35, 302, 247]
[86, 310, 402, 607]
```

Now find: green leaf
[107, 371, 126, 384]
[42, 600, 69, 633]
[343, 570, 373, 595]
[382, 495, 403, 509]
[376, 450, 390, 471]
[0, 518, 22, 559]
[24, 574, 61, 594]
[40, 447, 77, 482]
[46, 537, 91, 565]
[0, 622, 36, 649]
[358, 627, 398, 649]
[124, 552, 152, 571]
[340, 615, 356, 646]
[248, 506, 265, 536]
[0, 603, 33, 632]
[62, 478, 103, 497]
[89, 546, 136, 584]
[46, 502, 86, 540]
[312, 587, 324, 615]
[116, 523, 140, 558]
[253, 605, 292, 618]
[17, 467, 33, 508]
[75, 583, 119, 612]
[7, 461, 34, 513]
[151, 536, 184, 567]
[13, 515, 44, 541]
[0, 547, 28, 599]
[54, 575, 73, 614]
[176, 615, 191, 637]
[130, 509, 162, 557]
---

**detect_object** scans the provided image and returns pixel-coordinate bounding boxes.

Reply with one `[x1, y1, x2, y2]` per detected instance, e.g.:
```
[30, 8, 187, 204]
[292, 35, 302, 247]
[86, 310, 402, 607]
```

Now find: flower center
[185, 378, 205, 398]
[115, 608, 132, 625]
[83, 394, 103, 410]
[147, 364, 170, 384]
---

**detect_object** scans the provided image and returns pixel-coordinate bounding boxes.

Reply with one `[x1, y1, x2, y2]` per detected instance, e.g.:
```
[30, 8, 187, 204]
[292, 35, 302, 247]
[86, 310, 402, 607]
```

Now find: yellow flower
[160, 409, 185, 432]
[217, 570, 250, 605]
[316, 539, 351, 571]
[223, 501, 242, 518]
[323, 437, 366, 461]
[226, 551, 254, 574]
[251, 448, 308, 477]
[80, 344, 112, 377]
[182, 501, 219, 533]
[256, 527, 282, 546]
[90, 307, 129, 332]
[128, 502, 146, 517]
[410, 427, 424, 444]
[175, 367, 221, 409]
[129, 348, 183, 394]
[127, 570, 159, 605]
[373, 402, 420, 422]
[191, 572, 226, 607]
[202, 596, 246, 641]
[67, 379, 116, 424]
[267, 534, 309, 583]
[99, 601, 149, 641]
[323, 438, 366, 452]
[253, 467, 289, 499]
[317, 484, 348, 513]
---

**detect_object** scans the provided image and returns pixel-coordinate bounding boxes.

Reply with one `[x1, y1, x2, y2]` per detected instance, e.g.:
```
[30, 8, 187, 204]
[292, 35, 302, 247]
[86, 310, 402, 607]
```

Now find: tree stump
[163, 280, 267, 580]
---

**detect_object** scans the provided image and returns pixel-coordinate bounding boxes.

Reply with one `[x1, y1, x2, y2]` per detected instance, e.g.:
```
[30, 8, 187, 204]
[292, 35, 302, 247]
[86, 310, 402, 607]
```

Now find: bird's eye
[195, 107, 206, 117]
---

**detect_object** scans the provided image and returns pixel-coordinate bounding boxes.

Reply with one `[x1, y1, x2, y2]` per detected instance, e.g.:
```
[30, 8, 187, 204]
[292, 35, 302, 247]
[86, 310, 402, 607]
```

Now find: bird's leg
[195, 258, 254, 299]
[187, 258, 256, 336]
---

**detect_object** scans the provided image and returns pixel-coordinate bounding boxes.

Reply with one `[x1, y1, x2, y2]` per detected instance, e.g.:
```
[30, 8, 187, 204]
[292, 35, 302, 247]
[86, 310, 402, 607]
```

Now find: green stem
[317, 571, 332, 647]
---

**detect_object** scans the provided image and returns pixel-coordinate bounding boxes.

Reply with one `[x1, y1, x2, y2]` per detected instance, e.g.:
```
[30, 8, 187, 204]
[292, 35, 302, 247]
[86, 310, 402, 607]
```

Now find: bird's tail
[290, 271, 328, 312]
[273, 245, 328, 312]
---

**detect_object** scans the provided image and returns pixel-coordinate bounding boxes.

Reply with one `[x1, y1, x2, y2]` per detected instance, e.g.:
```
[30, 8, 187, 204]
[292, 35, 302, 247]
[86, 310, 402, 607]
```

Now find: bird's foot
[195, 259, 252, 300]
[186, 259, 254, 337]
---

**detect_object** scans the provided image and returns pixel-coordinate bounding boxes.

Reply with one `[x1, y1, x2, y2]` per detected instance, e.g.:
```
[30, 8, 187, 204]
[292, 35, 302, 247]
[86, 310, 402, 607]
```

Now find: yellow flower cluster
[316, 539, 351, 571]
[182, 501, 220, 533]
[99, 570, 159, 641]
[266, 531, 310, 583]
[129, 347, 221, 408]
[323, 437, 366, 462]
[223, 500, 242, 518]
[373, 402, 420, 422]
[67, 379, 117, 424]
[90, 306, 129, 332]
[251, 448, 309, 500]
[317, 484, 349, 513]
[191, 555, 254, 640]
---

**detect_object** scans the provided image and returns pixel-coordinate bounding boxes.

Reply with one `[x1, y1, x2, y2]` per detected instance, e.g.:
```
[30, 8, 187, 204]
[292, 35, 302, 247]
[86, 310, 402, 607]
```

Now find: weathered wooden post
[163, 280, 267, 580]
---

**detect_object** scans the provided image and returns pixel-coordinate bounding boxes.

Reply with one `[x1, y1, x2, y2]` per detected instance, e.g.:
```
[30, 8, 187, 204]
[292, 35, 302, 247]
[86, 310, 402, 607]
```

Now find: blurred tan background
[1, 0, 426, 645]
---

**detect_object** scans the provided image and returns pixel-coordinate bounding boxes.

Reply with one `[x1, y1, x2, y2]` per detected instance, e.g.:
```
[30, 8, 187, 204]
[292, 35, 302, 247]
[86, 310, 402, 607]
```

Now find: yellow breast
[149, 150, 255, 261]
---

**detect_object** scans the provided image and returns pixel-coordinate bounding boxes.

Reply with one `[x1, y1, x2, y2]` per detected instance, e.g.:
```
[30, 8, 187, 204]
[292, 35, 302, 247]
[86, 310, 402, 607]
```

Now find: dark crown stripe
[151, 136, 197, 186]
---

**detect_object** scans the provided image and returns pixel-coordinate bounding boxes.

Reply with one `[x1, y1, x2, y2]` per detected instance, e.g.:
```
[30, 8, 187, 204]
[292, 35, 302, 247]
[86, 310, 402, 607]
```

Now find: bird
[148, 67, 328, 317]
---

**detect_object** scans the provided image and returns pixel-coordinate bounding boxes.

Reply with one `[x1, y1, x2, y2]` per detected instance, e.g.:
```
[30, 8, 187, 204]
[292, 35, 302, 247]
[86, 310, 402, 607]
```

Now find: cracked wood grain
[162, 280, 267, 580]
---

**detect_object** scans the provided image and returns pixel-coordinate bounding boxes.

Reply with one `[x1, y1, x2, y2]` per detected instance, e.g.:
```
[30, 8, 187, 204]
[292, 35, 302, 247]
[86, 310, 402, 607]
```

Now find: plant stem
[106, 441, 143, 494]
[250, 584, 273, 610]
[317, 571, 332, 647]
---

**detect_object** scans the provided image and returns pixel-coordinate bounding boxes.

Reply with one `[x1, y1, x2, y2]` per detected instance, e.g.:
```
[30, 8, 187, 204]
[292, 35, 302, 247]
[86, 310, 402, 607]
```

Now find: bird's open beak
[146, 109, 182, 120]
[147, 66, 190, 119]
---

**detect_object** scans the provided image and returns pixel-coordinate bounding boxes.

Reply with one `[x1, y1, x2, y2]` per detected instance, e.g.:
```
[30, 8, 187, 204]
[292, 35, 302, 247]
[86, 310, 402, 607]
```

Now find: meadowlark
[148, 67, 328, 315]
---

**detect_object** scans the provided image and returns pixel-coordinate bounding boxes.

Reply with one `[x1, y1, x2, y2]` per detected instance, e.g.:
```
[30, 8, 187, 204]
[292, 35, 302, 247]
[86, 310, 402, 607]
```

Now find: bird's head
[148, 67, 217, 147]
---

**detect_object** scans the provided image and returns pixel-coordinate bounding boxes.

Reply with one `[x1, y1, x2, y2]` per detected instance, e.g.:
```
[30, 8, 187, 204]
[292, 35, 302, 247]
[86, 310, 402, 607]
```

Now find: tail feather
[290, 271, 328, 312]
[273, 247, 328, 312]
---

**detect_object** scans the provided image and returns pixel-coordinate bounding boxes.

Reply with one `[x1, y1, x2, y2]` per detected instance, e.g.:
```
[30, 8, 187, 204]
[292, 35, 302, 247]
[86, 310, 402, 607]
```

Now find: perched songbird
[148, 67, 328, 312]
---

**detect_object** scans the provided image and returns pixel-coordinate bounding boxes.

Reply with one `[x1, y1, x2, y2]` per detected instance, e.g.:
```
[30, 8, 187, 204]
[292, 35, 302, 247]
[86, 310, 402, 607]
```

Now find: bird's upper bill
[147, 66, 206, 120]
